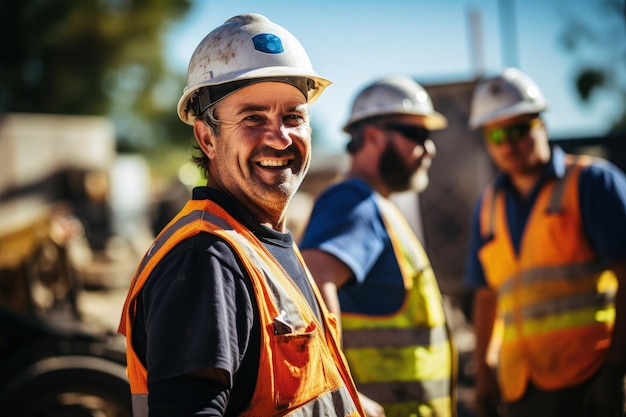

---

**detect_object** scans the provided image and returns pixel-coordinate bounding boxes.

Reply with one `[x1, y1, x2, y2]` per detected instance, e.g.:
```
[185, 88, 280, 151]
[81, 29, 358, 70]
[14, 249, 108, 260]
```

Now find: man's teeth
[259, 160, 288, 167]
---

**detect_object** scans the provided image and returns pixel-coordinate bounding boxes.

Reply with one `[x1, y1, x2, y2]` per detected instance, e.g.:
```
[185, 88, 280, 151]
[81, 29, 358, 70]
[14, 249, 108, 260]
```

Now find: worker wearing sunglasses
[377, 122, 431, 146]
[300, 76, 456, 417]
[464, 67, 626, 417]
[482, 117, 542, 146]
[479, 113, 551, 179]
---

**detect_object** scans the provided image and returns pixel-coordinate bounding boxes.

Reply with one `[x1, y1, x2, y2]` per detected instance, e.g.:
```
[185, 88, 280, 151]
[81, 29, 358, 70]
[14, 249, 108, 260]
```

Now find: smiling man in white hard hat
[118, 14, 365, 417]
[464, 67, 626, 417]
[300, 75, 457, 417]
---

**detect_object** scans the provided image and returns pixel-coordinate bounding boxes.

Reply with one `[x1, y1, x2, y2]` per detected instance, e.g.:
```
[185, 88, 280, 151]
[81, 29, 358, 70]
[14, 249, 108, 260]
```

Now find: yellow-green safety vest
[341, 195, 457, 417]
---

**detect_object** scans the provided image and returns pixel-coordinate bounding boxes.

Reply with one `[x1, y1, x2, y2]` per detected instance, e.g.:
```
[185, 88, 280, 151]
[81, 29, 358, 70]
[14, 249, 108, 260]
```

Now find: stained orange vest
[478, 156, 617, 401]
[118, 199, 364, 417]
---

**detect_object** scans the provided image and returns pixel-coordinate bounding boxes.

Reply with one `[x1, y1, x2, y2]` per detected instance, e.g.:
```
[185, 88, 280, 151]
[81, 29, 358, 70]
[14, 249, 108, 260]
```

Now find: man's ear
[193, 119, 216, 159]
[363, 124, 386, 150]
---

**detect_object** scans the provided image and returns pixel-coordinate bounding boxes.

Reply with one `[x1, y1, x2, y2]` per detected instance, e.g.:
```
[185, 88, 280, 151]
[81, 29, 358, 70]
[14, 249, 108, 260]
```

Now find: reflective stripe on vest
[357, 378, 452, 405]
[498, 262, 616, 340]
[340, 195, 456, 417]
[131, 394, 147, 417]
[342, 324, 449, 349]
[478, 154, 617, 401]
[286, 387, 360, 417]
[118, 199, 364, 417]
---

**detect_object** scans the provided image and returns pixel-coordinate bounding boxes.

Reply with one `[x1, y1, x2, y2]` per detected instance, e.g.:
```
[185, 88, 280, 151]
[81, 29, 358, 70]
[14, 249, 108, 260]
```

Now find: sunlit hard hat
[469, 67, 548, 129]
[177, 13, 332, 125]
[343, 76, 447, 132]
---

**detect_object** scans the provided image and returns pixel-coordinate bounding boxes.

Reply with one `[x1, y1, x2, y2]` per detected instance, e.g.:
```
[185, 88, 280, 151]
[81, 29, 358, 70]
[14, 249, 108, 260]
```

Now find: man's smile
[257, 159, 292, 168]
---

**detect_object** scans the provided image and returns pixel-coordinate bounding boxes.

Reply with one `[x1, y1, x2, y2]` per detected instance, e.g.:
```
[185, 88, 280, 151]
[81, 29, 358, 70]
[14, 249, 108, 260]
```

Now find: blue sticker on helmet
[252, 34, 284, 54]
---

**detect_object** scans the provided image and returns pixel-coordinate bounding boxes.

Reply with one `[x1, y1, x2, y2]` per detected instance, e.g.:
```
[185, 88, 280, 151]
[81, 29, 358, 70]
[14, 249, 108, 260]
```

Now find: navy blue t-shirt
[132, 187, 321, 416]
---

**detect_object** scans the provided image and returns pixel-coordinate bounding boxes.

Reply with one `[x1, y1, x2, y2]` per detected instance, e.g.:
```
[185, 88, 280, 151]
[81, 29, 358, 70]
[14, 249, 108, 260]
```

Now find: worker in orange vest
[464, 67, 626, 417]
[118, 13, 364, 417]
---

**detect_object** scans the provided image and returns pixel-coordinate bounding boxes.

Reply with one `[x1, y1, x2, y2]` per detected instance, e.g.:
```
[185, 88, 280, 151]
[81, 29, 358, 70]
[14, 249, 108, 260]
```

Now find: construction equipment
[0, 198, 131, 416]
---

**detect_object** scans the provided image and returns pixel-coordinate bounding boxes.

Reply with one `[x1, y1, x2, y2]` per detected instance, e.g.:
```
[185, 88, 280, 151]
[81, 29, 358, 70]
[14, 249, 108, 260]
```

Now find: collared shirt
[464, 146, 626, 288]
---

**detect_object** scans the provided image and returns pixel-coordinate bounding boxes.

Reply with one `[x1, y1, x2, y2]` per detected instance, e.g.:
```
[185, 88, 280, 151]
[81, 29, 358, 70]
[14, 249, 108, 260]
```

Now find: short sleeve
[579, 160, 626, 265]
[300, 181, 387, 283]
[463, 198, 489, 288]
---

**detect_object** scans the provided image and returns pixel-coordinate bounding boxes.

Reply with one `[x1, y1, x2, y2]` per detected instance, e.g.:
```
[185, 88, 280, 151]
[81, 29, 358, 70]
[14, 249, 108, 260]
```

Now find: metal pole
[468, 8, 486, 79]
[499, 0, 519, 68]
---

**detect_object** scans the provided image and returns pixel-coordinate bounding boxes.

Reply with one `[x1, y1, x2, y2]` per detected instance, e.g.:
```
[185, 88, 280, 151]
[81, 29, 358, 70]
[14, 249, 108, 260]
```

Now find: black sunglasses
[378, 123, 430, 145]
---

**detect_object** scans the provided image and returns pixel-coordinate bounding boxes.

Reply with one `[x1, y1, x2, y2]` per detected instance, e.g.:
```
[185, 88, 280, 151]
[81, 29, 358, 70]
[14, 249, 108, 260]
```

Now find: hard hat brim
[469, 101, 547, 129]
[343, 110, 448, 133]
[177, 68, 331, 125]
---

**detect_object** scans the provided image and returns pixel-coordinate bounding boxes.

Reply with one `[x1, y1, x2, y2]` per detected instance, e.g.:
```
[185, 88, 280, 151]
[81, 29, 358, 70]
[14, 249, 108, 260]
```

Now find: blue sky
[165, 0, 623, 154]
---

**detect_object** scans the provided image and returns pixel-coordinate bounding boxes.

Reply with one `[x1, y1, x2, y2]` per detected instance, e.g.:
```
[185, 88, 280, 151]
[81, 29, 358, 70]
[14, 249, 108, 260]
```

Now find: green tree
[0, 0, 192, 151]
[558, 0, 626, 132]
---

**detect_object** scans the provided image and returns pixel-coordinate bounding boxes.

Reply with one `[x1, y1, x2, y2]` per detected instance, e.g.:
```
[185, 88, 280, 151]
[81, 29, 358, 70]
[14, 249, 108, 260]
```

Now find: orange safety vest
[118, 199, 364, 417]
[478, 155, 617, 401]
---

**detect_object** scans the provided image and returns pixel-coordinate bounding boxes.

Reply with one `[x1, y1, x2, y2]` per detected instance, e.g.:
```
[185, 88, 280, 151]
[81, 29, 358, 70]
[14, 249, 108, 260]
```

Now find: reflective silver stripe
[357, 378, 451, 404]
[132, 209, 230, 288]
[127, 209, 233, 323]
[285, 387, 358, 417]
[141, 207, 311, 332]
[131, 394, 148, 417]
[502, 290, 616, 324]
[343, 325, 448, 349]
[498, 261, 604, 296]
[132, 385, 359, 416]
[130, 207, 351, 415]
[225, 230, 309, 331]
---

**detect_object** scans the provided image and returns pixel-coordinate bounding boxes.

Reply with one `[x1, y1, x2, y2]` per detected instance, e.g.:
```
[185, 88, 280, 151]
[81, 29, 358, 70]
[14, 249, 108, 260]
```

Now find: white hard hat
[343, 76, 447, 132]
[177, 14, 331, 125]
[469, 67, 548, 129]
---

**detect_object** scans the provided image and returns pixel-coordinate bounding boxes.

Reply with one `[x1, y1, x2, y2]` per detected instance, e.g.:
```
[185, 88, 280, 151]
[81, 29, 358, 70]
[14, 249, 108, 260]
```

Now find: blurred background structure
[0, 0, 624, 415]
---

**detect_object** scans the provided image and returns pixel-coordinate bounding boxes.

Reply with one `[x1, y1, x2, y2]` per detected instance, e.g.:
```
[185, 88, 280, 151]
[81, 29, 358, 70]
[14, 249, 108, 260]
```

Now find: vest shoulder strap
[480, 153, 592, 239]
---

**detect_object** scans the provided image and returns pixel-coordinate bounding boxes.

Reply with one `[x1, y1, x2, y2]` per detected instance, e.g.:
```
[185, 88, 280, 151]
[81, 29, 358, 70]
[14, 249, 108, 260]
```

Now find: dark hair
[345, 123, 365, 154]
[345, 116, 395, 154]
[191, 103, 221, 179]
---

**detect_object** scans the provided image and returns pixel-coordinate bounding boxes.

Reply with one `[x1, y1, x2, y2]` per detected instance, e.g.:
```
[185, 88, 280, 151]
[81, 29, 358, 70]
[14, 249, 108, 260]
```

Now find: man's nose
[265, 124, 293, 150]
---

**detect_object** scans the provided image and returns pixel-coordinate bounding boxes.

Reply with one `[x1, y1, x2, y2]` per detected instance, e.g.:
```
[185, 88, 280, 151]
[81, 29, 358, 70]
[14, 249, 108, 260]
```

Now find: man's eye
[285, 114, 305, 124]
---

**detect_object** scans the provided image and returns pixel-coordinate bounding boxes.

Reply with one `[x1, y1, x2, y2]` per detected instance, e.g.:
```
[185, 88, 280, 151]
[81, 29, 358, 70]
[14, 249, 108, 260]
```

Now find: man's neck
[347, 169, 391, 198]
[508, 167, 545, 200]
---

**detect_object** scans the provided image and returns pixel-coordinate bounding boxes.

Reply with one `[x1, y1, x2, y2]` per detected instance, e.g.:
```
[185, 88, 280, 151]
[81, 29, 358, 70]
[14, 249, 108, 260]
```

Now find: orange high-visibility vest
[119, 199, 364, 417]
[340, 196, 456, 417]
[478, 155, 617, 401]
